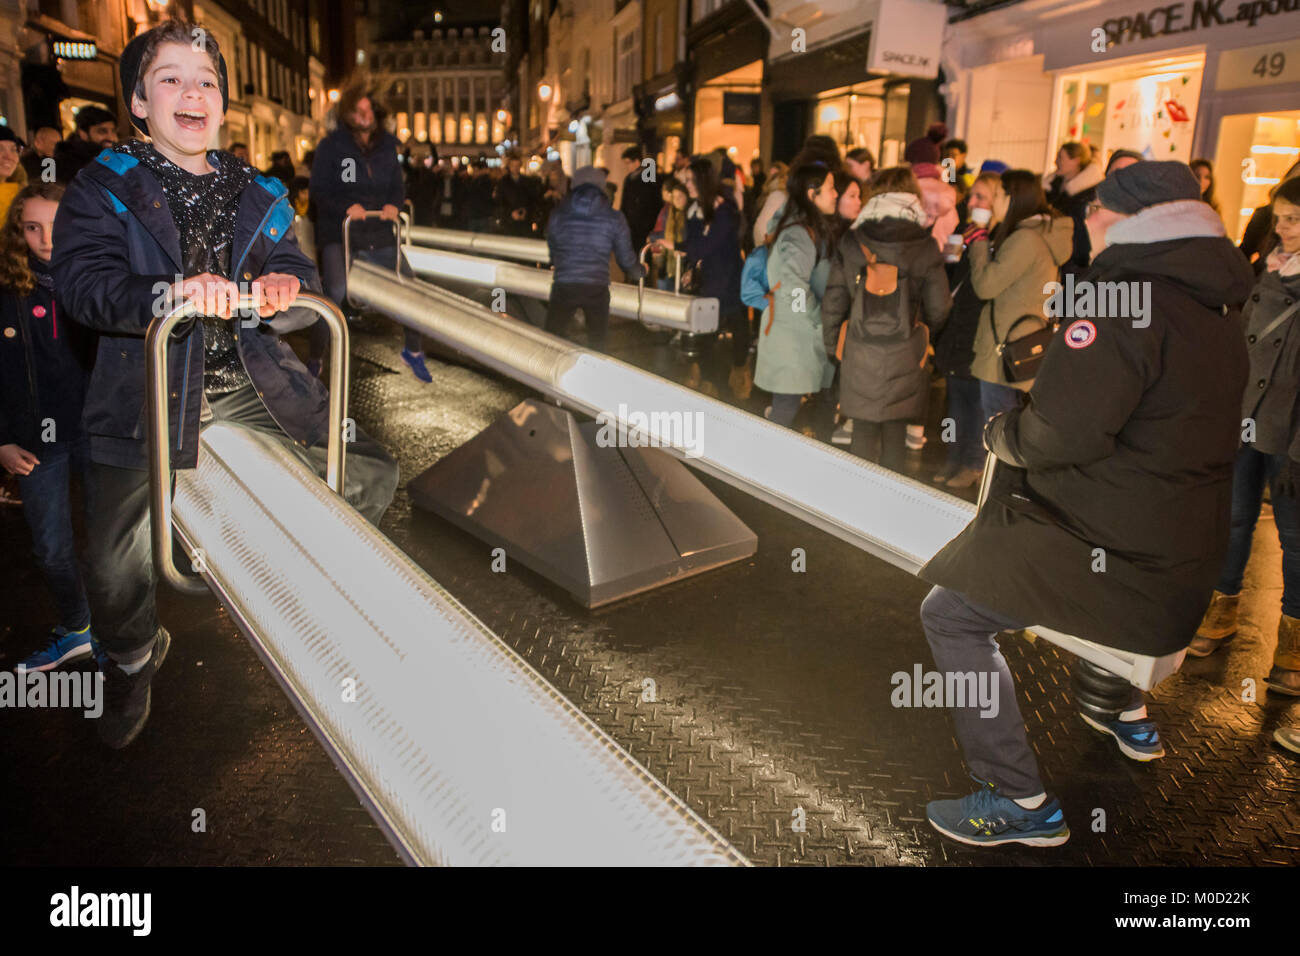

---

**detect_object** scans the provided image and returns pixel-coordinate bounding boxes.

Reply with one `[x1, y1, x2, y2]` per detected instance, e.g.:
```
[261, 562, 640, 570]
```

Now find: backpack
[837, 240, 911, 359]
[743, 223, 815, 318]
[740, 244, 771, 310]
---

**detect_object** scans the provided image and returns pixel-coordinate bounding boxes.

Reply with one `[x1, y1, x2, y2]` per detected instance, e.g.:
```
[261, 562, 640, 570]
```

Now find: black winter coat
[682, 199, 742, 311]
[309, 126, 405, 249]
[52, 136, 101, 185]
[1045, 165, 1103, 279]
[922, 205, 1254, 656]
[494, 172, 541, 236]
[619, 171, 661, 250]
[51, 146, 326, 471]
[0, 261, 93, 452]
[1241, 267, 1300, 459]
[933, 245, 981, 377]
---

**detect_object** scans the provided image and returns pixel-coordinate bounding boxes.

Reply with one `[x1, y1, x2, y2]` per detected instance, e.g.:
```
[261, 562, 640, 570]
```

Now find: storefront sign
[723, 92, 761, 125]
[867, 0, 947, 78]
[1103, 0, 1300, 47]
[1216, 36, 1300, 87]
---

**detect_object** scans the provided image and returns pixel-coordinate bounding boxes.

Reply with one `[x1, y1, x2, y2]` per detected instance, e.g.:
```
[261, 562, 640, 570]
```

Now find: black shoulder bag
[987, 230, 1058, 383]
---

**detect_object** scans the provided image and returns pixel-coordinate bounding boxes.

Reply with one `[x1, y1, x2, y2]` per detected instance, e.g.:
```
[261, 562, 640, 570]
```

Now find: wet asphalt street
[2, 305, 1298, 866]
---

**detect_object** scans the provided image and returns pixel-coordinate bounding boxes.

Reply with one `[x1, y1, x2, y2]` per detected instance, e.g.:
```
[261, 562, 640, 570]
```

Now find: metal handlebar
[343, 210, 411, 308]
[146, 291, 351, 595]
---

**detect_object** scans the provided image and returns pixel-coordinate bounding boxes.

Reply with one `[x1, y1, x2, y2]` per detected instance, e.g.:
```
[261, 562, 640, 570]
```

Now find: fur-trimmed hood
[1091, 200, 1253, 310]
[1046, 160, 1105, 197]
[1105, 199, 1225, 245]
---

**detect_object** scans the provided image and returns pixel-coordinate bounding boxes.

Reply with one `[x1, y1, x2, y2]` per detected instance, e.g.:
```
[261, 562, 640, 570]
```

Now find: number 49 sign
[1216, 39, 1300, 91]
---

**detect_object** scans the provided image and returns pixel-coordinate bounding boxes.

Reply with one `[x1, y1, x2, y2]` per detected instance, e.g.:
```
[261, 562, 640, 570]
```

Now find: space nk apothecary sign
[1103, 0, 1300, 47]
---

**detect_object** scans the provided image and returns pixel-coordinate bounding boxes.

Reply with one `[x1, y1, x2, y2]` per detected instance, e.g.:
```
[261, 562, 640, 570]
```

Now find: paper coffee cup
[970, 207, 992, 226]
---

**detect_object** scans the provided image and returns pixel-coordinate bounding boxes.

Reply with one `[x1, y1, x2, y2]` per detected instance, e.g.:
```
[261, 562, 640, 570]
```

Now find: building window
[655, 13, 664, 75]
[616, 27, 639, 102]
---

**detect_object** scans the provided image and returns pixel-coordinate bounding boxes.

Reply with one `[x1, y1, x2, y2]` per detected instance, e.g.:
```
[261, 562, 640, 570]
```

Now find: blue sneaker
[400, 348, 433, 383]
[1079, 712, 1165, 761]
[17, 625, 96, 673]
[927, 784, 1070, 847]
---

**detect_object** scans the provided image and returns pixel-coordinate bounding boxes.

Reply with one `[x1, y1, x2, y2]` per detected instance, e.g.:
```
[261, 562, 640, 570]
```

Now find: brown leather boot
[1267, 613, 1300, 696]
[1186, 591, 1239, 657]
[728, 363, 753, 401]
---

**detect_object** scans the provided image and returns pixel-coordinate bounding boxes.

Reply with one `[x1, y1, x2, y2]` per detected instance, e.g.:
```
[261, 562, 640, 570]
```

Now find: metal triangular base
[407, 399, 757, 607]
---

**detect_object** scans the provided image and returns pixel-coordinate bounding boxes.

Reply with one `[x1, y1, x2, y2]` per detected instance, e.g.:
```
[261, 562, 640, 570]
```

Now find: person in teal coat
[754, 163, 839, 428]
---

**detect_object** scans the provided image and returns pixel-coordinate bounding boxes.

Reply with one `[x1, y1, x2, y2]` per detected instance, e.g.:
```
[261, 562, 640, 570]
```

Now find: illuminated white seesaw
[146, 291, 746, 867]
[400, 227, 717, 335]
[348, 259, 1186, 693]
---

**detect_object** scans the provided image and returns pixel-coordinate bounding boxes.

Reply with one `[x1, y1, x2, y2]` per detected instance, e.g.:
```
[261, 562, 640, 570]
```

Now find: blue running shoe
[1079, 712, 1165, 761]
[927, 785, 1070, 847]
[17, 625, 96, 673]
[401, 348, 433, 383]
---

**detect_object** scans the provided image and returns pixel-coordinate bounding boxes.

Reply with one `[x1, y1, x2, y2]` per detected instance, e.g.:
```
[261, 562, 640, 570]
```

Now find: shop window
[1214, 110, 1300, 245]
[814, 85, 887, 160]
[1054, 55, 1205, 168]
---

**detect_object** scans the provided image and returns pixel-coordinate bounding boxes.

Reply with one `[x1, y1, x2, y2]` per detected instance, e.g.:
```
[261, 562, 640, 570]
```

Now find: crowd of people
[3, 14, 1300, 852]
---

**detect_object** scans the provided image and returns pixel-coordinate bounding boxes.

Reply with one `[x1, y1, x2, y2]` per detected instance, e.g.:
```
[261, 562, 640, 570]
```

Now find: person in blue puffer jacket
[544, 165, 644, 352]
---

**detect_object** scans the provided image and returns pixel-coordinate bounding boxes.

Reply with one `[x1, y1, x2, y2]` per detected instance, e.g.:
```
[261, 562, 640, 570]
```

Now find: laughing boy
[51, 19, 398, 749]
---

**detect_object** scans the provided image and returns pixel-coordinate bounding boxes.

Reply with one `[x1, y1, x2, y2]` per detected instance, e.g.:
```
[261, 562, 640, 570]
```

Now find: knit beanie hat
[1096, 160, 1201, 214]
[903, 122, 947, 166]
[572, 165, 607, 191]
[119, 26, 230, 136]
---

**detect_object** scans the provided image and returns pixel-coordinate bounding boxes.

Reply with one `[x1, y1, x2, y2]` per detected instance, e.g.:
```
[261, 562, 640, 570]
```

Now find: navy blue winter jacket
[0, 260, 93, 452]
[309, 125, 405, 249]
[683, 198, 742, 309]
[51, 146, 326, 471]
[545, 184, 645, 286]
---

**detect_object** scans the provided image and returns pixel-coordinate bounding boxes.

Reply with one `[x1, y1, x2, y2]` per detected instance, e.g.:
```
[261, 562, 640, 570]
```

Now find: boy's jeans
[18, 437, 92, 632]
[316, 241, 422, 358]
[83, 384, 399, 662]
[1216, 444, 1300, 617]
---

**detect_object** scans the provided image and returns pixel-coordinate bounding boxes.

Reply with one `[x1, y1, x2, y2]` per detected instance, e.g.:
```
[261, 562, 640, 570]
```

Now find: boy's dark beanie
[74, 106, 116, 132]
[119, 28, 229, 136]
[0, 125, 25, 147]
[1096, 160, 1201, 214]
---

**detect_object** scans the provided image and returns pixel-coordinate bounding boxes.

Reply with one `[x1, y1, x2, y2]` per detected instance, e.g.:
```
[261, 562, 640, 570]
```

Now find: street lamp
[327, 89, 340, 103]
[537, 82, 553, 101]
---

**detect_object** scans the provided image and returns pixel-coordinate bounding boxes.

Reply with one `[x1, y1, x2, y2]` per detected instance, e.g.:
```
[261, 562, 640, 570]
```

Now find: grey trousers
[919, 585, 1045, 799]
[84, 385, 399, 661]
